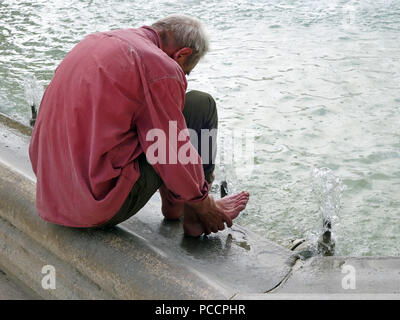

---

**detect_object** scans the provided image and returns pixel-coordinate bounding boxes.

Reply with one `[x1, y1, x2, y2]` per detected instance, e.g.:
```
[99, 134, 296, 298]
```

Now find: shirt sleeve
[135, 77, 209, 203]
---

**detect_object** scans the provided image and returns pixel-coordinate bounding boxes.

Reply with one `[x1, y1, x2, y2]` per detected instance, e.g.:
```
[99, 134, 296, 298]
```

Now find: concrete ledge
[273, 256, 400, 295]
[0, 214, 108, 299]
[0, 112, 32, 137]
[0, 163, 234, 299]
[0, 118, 294, 299]
[0, 114, 399, 299]
[0, 266, 37, 300]
[233, 256, 400, 298]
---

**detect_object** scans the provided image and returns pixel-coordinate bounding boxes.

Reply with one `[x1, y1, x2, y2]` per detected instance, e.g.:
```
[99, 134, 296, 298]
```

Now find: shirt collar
[140, 26, 162, 49]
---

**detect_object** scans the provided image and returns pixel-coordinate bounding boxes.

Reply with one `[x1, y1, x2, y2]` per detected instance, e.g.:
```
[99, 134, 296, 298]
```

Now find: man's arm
[136, 76, 248, 235]
[136, 77, 209, 203]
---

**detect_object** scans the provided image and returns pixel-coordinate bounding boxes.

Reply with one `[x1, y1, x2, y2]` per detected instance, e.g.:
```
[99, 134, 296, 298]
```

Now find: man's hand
[188, 191, 249, 235]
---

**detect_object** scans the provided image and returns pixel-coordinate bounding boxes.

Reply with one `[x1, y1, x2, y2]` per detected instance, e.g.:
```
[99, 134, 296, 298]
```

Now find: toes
[236, 194, 249, 203]
[234, 197, 249, 207]
[232, 191, 250, 202]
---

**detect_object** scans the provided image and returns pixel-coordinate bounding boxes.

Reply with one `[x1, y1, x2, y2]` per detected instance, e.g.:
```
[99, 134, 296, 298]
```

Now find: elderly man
[29, 15, 249, 236]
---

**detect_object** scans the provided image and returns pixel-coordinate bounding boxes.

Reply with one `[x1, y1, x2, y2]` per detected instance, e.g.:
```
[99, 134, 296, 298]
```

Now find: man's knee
[184, 90, 218, 130]
[185, 90, 215, 107]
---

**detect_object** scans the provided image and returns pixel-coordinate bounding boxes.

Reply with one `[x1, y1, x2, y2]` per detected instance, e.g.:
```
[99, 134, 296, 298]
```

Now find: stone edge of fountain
[0, 114, 294, 299]
[0, 114, 399, 300]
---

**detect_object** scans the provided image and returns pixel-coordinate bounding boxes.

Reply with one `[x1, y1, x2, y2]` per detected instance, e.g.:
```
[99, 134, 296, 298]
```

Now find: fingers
[195, 190, 251, 235]
[203, 216, 226, 235]
[208, 222, 225, 234]
[224, 214, 233, 228]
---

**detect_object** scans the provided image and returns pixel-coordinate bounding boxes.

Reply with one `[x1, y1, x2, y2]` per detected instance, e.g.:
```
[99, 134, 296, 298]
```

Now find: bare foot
[214, 191, 250, 220]
[159, 184, 184, 220]
[184, 191, 250, 237]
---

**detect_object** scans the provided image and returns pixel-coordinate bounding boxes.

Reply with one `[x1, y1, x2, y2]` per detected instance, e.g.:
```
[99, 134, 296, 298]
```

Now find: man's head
[151, 14, 209, 75]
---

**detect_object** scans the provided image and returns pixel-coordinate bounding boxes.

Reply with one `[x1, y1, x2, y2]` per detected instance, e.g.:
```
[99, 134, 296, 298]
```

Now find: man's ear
[172, 47, 193, 60]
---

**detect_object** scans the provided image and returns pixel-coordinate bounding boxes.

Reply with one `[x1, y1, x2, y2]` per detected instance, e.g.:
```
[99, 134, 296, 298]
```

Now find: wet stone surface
[122, 193, 295, 294]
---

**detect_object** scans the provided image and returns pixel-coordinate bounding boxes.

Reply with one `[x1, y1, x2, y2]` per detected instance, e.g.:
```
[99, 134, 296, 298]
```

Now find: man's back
[29, 27, 188, 227]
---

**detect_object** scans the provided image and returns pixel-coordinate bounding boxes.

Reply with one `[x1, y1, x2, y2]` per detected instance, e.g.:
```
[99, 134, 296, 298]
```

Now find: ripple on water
[1, 0, 400, 256]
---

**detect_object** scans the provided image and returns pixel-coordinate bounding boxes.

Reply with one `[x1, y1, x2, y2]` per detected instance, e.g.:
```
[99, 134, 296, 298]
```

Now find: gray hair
[151, 14, 209, 64]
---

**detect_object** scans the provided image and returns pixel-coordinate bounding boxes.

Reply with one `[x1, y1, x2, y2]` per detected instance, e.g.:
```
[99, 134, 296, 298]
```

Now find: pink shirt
[29, 27, 209, 227]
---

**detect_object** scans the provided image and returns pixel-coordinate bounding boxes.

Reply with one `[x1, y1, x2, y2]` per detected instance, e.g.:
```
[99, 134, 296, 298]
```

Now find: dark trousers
[97, 90, 218, 228]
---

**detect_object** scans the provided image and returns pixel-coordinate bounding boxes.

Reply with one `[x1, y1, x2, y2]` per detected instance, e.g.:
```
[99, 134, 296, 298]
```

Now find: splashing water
[23, 75, 43, 108]
[294, 167, 345, 258]
[311, 167, 345, 230]
[311, 167, 345, 255]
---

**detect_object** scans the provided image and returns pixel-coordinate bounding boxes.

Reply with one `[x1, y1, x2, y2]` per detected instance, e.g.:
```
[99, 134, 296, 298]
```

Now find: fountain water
[220, 180, 228, 198]
[23, 75, 43, 127]
[291, 167, 344, 258]
[312, 167, 344, 256]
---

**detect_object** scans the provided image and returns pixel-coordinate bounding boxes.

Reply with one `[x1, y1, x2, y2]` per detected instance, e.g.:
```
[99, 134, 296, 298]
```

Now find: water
[310, 167, 344, 255]
[311, 167, 344, 230]
[23, 74, 43, 108]
[1, 0, 399, 256]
